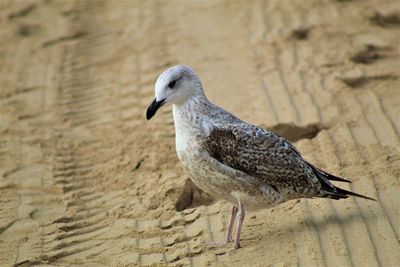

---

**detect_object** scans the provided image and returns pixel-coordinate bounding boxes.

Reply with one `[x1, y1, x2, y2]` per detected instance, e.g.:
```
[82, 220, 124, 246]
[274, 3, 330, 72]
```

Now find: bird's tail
[309, 163, 376, 201]
[326, 186, 376, 201]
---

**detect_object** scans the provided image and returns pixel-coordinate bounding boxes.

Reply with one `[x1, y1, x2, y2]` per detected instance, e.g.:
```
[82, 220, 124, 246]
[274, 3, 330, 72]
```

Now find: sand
[0, 0, 399, 266]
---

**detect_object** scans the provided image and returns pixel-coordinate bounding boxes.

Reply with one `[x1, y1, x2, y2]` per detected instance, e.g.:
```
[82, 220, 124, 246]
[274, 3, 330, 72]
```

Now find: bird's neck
[173, 94, 209, 126]
[172, 94, 211, 150]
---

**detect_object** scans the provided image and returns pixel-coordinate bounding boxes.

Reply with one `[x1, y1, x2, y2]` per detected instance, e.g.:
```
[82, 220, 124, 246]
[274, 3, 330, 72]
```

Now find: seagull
[146, 65, 375, 249]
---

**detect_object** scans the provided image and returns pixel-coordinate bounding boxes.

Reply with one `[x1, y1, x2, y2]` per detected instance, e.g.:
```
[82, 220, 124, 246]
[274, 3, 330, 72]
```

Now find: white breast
[173, 104, 212, 153]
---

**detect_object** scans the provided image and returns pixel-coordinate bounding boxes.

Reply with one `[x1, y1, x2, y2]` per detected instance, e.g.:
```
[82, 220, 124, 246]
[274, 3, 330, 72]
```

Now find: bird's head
[146, 65, 203, 120]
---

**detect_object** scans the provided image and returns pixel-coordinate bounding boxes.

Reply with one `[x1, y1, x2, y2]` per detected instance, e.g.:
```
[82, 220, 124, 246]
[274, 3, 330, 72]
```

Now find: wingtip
[336, 187, 376, 201]
[330, 176, 352, 183]
[363, 195, 377, 201]
[307, 161, 352, 183]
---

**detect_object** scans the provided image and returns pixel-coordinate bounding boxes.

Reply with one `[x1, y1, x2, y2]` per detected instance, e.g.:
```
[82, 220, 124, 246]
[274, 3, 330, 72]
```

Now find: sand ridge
[0, 0, 399, 266]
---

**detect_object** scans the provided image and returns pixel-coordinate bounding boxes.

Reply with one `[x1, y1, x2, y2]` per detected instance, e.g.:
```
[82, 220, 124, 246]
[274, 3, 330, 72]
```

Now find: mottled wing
[203, 123, 320, 190]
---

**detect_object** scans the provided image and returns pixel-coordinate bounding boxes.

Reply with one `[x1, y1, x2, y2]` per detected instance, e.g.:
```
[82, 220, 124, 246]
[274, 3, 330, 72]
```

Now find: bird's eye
[168, 80, 176, 89]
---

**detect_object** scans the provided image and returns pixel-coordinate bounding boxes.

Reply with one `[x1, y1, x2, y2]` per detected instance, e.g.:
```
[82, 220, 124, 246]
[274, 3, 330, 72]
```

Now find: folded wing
[203, 123, 375, 201]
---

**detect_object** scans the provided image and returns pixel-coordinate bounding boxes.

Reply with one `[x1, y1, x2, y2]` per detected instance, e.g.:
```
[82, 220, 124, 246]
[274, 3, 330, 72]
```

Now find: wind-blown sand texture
[0, 0, 399, 266]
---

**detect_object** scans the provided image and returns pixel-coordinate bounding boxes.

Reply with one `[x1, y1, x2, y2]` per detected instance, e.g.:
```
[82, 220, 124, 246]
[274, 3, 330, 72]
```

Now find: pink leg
[206, 205, 238, 247]
[233, 201, 245, 249]
[225, 205, 238, 242]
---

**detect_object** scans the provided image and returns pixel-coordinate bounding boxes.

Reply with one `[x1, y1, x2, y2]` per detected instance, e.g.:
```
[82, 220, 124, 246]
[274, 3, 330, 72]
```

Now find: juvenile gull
[146, 65, 375, 249]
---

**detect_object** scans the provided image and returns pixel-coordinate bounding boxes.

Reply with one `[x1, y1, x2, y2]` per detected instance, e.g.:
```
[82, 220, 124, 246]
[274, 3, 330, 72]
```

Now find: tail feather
[334, 187, 376, 201]
[311, 164, 376, 201]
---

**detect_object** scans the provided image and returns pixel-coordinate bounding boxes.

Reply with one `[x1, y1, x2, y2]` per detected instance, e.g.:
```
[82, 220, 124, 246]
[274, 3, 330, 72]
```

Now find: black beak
[146, 98, 165, 120]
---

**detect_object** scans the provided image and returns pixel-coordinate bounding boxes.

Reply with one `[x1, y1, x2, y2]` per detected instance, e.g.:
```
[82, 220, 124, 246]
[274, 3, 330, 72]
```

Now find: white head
[146, 65, 204, 120]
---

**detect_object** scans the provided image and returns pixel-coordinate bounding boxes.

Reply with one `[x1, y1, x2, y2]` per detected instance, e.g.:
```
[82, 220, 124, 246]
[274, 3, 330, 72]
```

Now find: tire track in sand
[0, 1, 74, 265]
[1, 0, 399, 266]
[245, 1, 399, 266]
[43, 1, 222, 266]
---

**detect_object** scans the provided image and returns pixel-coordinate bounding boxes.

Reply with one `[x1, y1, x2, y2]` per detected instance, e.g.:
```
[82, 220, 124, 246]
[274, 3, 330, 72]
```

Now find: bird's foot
[206, 241, 228, 247]
[233, 240, 241, 250]
[206, 239, 232, 247]
[206, 238, 241, 250]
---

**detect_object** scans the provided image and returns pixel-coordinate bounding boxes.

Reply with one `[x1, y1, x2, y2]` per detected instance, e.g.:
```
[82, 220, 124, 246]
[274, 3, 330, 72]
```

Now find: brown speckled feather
[202, 121, 374, 201]
[203, 123, 324, 196]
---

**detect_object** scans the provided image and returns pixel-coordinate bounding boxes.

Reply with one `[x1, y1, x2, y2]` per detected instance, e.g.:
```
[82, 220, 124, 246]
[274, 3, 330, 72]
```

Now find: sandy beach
[0, 0, 399, 266]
